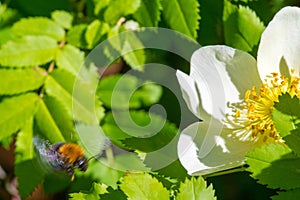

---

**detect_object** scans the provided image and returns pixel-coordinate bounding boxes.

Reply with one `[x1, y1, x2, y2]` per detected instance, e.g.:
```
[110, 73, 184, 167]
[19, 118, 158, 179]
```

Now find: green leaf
[43, 95, 75, 141]
[134, 83, 162, 106]
[94, 0, 111, 16]
[15, 158, 46, 199]
[55, 44, 84, 76]
[133, 0, 162, 27]
[108, 27, 145, 71]
[34, 97, 66, 143]
[0, 36, 58, 67]
[0, 27, 18, 46]
[100, 187, 127, 200]
[104, 0, 141, 25]
[223, 3, 265, 53]
[15, 118, 34, 164]
[51, 10, 73, 29]
[272, 109, 296, 138]
[103, 110, 178, 152]
[0, 93, 38, 141]
[45, 69, 102, 124]
[272, 189, 300, 200]
[272, 93, 300, 137]
[97, 74, 162, 109]
[120, 173, 169, 200]
[123, 43, 144, 68]
[12, 17, 65, 41]
[122, 111, 178, 152]
[67, 24, 88, 49]
[85, 20, 110, 49]
[176, 177, 216, 200]
[69, 182, 108, 200]
[284, 130, 300, 156]
[0, 68, 47, 95]
[161, 0, 200, 39]
[85, 159, 123, 189]
[246, 143, 300, 190]
[108, 153, 150, 172]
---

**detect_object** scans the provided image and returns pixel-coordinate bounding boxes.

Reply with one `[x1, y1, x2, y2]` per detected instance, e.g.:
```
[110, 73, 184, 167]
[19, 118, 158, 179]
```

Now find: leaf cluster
[69, 173, 216, 200]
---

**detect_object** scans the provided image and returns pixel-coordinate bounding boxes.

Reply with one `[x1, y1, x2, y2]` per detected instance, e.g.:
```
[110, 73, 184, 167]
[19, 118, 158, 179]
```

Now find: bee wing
[33, 137, 62, 172]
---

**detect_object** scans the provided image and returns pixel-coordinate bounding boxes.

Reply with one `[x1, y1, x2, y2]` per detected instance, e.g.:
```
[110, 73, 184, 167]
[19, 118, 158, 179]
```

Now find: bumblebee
[46, 142, 88, 181]
[34, 138, 88, 181]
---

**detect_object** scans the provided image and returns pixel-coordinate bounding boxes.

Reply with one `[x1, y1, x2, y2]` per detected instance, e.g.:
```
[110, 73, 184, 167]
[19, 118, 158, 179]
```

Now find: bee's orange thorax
[58, 143, 84, 164]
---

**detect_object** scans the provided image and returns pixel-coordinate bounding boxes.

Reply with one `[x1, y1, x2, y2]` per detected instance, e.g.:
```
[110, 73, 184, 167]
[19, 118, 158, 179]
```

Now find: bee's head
[74, 156, 88, 172]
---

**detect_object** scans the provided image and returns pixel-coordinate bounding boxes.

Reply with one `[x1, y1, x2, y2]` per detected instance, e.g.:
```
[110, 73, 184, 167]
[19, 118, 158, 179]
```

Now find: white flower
[176, 6, 300, 175]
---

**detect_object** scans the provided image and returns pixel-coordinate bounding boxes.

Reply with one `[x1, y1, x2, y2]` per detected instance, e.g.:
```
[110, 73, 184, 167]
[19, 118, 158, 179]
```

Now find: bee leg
[66, 167, 75, 181]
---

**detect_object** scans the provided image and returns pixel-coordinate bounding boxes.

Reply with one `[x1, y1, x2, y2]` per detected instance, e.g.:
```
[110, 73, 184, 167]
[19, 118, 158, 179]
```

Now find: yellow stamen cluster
[241, 70, 300, 143]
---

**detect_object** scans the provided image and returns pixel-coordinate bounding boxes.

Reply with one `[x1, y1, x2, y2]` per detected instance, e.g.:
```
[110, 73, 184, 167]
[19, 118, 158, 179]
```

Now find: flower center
[239, 69, 300, 143]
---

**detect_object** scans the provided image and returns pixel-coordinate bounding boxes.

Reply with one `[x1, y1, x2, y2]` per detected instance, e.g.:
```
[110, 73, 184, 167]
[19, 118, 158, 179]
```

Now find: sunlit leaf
[45, 69, 103, 124]
[12, 17, 65, 41]
[161, 0, 200, 39]
[272, 94, 300, 155]
[104, 0, 141, 25]
[85, 20, 110, 49]
[0, 68, 47, 95]
[94, 0, 111, 16]
[272, 94, 300, 137]
[0, 93, 38, 141]
[0, 27, 18, 46]
[108, 28, 145, 71]
[67, 24, 88, 49]
[55, 44, 84, 76]
[176, 177, 216, 200]
[223, 2, 265, 53]
[15, 118, 34, 164]
[120, 173, 169, 200]
[34, 97, 66, 143]
[51, 10, 73, 29]
[133, 0, 162, 27]
[69, 182, 108, 200]
[0, 36, 58, 67]
[43, 95, 75, 141]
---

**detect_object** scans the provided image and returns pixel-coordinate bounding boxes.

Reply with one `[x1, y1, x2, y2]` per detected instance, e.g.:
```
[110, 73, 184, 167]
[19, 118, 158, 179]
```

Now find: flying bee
[34, 138, 90, 181]
[46, 142, 88, 181]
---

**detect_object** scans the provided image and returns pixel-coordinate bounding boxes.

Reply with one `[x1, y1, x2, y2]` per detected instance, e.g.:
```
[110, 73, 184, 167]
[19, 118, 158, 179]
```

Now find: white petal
[257, 6, 300, 79]
[188, 45, 260, 120]
[176, 70, 201, 119]
[178, 121, 255, 175]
